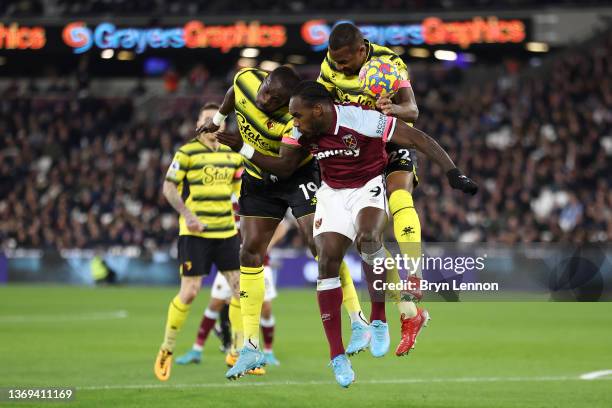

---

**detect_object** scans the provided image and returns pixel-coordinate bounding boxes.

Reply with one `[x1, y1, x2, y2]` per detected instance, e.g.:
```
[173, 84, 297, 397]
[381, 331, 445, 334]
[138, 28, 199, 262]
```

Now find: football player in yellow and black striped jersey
[319, 23, 429, 357]
[154, 102, 244, 382]
[199, 66, 366, 379]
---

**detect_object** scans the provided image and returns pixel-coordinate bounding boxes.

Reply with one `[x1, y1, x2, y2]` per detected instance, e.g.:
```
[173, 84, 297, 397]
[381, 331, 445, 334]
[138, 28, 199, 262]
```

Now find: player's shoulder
[234, 67, 267, 84]
[369, 42, 406, 66]
[335, 104, 387, 135]
[370, 42, 399, 59]
[336, 103, 377, 121]
[177, 139, 203, 155]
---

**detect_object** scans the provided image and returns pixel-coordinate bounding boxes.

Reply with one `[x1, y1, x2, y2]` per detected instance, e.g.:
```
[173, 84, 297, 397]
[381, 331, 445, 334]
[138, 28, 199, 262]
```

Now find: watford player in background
[154, 103, 244, 381]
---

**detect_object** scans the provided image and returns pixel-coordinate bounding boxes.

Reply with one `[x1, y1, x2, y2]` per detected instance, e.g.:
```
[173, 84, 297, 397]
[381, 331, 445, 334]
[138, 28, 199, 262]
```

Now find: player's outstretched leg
[396, 308, 431, 356]
[386, 171, 432, 356]
[300, 215, 369, 356]
[155, 276, 200, 381]
[315, 233, 355, 388]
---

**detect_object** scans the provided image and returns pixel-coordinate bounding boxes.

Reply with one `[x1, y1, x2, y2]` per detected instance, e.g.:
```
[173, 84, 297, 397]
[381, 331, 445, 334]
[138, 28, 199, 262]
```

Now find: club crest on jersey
[315, 218, 322, 229]
[266, 120, 275, 130]
[342, 134, 358, 150]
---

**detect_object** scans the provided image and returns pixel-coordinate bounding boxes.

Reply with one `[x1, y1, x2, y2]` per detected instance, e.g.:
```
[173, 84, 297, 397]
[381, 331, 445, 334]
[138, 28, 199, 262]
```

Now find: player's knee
[180, 283, 200, 304]
[239, 245, 264, 267]
[355, 231, 381, 254]
[318, 253, 343, 280]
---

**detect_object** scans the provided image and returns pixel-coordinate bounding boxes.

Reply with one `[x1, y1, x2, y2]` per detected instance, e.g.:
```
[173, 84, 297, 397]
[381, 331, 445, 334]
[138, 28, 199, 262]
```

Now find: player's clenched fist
[375, 96, 397, 116]
[195, 117, 219, 136]
[446, 168, 479, 195]
[185, 213, 206, 233]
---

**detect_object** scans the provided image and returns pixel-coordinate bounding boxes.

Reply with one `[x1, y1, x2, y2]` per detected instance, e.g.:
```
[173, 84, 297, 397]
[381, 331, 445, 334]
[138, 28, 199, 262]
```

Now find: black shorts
[385, 142, 419, 187]
[239, 159, 320, 220]
[177, 235, 240, 277]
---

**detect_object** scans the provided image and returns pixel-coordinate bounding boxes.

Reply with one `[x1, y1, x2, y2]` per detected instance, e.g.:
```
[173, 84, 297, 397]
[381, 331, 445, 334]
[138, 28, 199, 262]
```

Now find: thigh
[286, 160, 320, 219]
[314, 232, 353, 280]
[213, 234, 241, 272]
[238, 173, 288, 219]
[178, 236, 213, 277]
[385, 142, 418, 191]
[240, 216, 281, 260]
[313, 183, 356, 241]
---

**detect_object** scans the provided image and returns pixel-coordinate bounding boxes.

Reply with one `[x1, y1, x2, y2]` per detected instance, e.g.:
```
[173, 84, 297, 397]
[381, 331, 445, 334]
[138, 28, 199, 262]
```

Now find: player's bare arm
[162, 181, 205, 232]
[215, 131, 308, 179]
[196, 86, 235, 134]
[376, 87, 419, 122]
[390, 121, 479, 195]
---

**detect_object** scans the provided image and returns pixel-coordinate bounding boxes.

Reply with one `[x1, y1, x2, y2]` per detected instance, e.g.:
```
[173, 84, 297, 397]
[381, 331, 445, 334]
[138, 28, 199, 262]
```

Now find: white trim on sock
[349, 311, 369, 326]
[360, 245, 386, 266]
[244, 337, 259, 350]
[192, 344, 203, 352]
[204, 308, 219, 320]
[317, 277, 341, 291]
[260, 315, 275, 327]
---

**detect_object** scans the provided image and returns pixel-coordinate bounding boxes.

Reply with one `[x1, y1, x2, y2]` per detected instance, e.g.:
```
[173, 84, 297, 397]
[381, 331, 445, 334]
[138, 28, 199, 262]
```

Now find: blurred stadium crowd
[1, 33, 610, 250]
[2, 0, 611, 16]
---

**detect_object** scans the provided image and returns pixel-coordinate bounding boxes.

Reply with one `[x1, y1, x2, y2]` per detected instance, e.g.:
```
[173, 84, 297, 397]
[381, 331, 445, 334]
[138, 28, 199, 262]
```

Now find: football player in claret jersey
[319, 22, 428, 356]
[217, 81, 478, 387]
[197, 66, 369, 379]
[153, 103, 244, 381]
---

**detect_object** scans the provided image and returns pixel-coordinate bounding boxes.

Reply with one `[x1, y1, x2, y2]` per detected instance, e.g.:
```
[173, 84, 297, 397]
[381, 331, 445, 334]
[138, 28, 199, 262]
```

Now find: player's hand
[446, 168, 478, 195]
[185, 213, 206, 233]
[376, 96, 397, 116]
[215, 132, 243, 152]
[195, 117, 220, 136]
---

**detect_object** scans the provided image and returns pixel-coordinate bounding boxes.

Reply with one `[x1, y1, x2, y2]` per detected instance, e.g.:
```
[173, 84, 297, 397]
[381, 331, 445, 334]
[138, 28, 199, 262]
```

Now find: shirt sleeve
[316, 59, 337, 94]
[338, 105, 397, 142]
[165, 150, 189, 184]
[281, 124, 302, 147]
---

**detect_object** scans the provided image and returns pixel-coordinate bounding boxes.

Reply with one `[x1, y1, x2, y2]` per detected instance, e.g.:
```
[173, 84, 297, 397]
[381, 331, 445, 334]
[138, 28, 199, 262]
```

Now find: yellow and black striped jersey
[318, 40, 410, 110]
[165, 139, 243, 239]
[233, 67, 311, 179]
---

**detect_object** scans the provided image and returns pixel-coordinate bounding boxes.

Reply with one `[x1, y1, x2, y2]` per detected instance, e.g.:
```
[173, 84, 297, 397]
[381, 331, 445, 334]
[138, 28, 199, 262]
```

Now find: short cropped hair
[329, 22, 364, 51]
[291, 81, 333, 106]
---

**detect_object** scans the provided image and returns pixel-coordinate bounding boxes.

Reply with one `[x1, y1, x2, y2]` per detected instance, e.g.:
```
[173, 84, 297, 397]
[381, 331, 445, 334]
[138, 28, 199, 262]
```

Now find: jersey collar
[329, 105, 340, 135]
[364, 39, 373, 63]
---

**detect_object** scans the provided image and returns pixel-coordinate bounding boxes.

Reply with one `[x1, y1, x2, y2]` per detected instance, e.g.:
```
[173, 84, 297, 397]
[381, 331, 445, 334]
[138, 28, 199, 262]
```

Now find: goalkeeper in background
[154, 103, 244, 381]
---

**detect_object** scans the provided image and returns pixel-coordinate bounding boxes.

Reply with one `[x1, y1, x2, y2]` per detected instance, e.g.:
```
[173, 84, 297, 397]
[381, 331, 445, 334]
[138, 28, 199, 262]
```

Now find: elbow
[407, 106, 419, 123]
[162, 182, 173, 200]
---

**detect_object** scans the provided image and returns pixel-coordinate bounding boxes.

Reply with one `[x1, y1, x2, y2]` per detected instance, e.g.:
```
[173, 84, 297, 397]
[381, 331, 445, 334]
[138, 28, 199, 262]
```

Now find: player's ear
[313, 103, 323, 117]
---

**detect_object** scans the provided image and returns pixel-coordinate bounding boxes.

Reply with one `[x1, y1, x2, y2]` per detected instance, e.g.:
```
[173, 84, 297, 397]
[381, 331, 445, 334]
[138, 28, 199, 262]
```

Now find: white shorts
[210, 266, 277, 301]
[313, 175, 387, 241]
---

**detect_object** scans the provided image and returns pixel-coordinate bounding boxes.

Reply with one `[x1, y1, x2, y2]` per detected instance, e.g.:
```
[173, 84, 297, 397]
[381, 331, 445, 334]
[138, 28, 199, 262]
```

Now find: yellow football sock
[389, 189, 422, 318]
[161, 295, 191, 352]
[389, 189, 422, 278]
[229, 296, 243, 354]
[240, 265, 265, 349]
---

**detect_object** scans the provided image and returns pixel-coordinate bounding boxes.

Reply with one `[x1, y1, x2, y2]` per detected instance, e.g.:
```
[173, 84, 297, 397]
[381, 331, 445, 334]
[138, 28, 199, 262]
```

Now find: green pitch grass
[2, 285, 612, 408]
